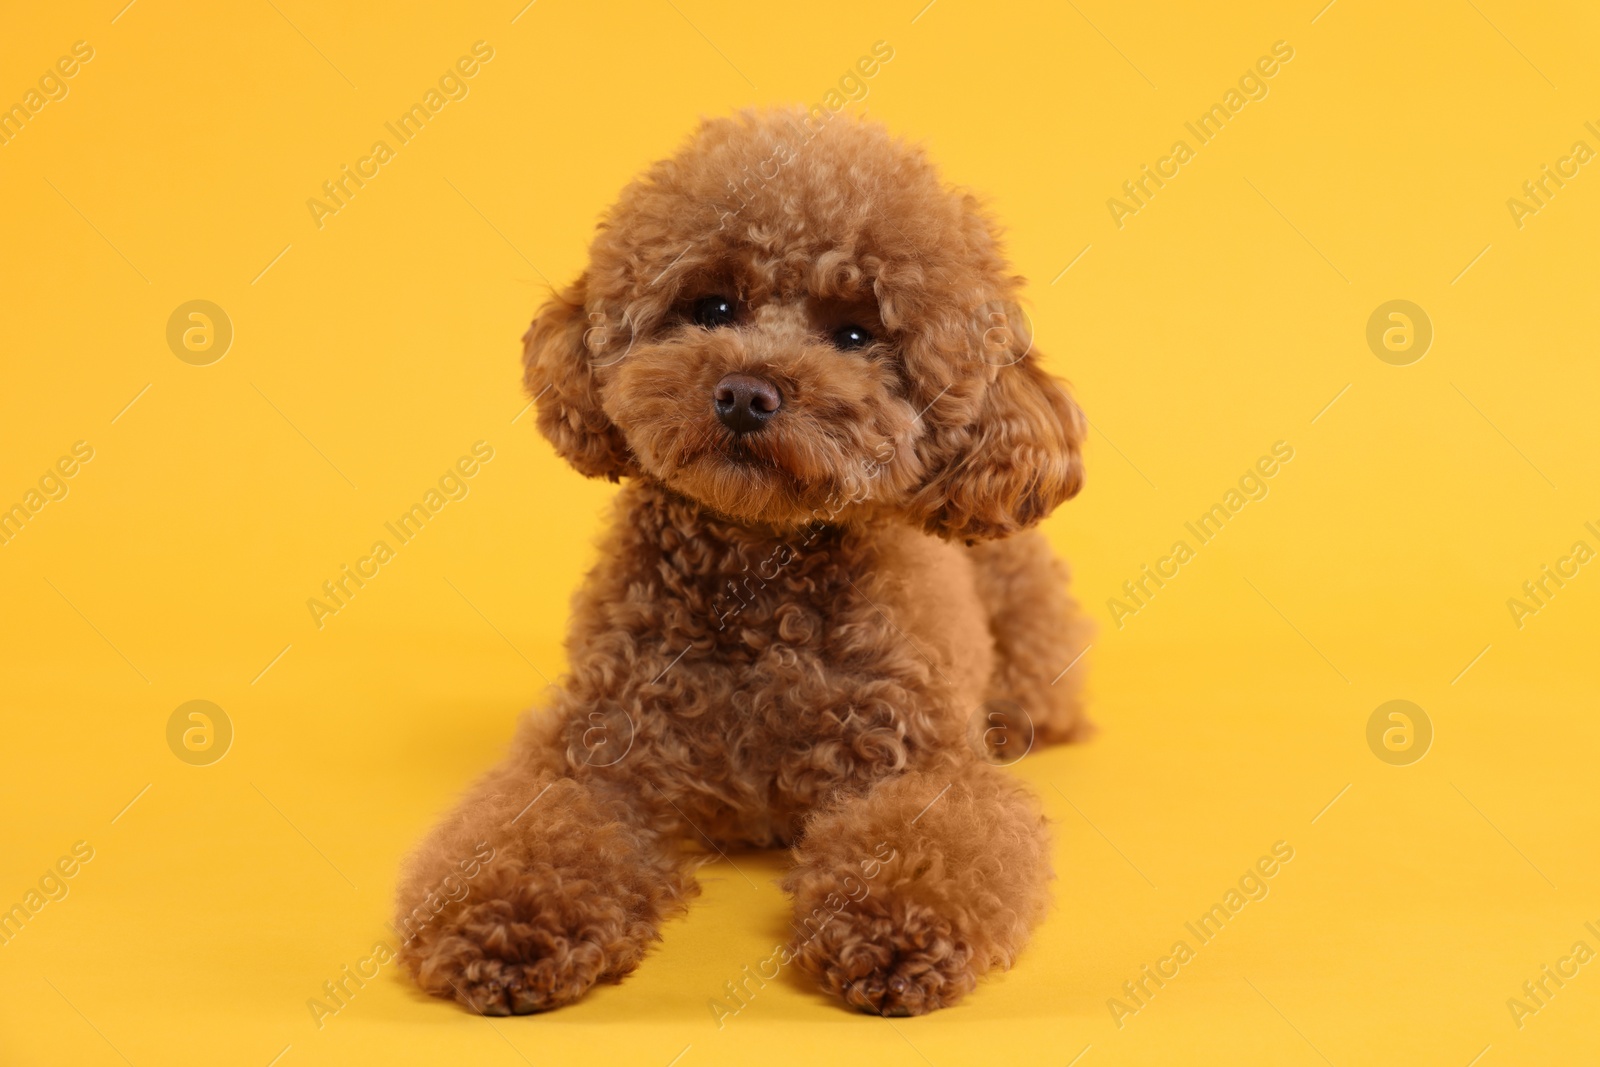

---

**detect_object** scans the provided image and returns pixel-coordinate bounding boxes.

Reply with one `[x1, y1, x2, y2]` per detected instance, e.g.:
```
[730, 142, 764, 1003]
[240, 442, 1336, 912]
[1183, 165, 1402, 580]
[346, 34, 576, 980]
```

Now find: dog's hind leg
[966, 530, 1094, 748]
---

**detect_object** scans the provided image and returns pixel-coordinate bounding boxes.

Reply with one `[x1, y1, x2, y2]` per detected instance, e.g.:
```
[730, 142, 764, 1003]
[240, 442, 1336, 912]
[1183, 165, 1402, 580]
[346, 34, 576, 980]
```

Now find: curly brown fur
[970, 531, 1096, 747]
[398, 107, 1093, 1016]
[783, 760, 1052, 1015]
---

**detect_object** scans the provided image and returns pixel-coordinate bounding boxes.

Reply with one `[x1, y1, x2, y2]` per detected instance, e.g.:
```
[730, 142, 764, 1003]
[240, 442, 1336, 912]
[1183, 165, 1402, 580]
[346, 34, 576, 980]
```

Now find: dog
[395, 107, 1093, 1017]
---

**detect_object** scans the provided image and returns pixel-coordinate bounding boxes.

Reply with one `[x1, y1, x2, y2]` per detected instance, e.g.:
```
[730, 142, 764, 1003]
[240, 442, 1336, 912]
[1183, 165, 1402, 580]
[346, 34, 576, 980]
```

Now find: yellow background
[3, 1, 1597, 1064]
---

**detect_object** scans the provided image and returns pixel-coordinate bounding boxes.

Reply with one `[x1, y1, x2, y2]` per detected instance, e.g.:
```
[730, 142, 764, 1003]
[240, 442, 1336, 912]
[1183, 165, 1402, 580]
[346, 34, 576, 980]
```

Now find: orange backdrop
[2, 1, 1597, 1065]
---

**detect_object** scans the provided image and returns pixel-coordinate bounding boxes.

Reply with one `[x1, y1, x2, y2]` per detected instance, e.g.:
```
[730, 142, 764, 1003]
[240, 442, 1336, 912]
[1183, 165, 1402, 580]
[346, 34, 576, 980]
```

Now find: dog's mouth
[643, 414, 851, 526]
[702, 432, 804, 491]
[720, 436, 781, 469]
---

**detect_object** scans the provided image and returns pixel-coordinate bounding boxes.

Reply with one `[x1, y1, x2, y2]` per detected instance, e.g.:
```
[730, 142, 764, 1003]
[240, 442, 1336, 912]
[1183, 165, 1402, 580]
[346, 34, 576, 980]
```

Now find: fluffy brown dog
[396, 107, 1093, 1017]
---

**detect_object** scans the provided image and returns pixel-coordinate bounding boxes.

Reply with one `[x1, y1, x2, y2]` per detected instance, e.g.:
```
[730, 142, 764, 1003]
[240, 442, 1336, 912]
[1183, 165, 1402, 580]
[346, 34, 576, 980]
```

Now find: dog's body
[398, 109, 1092, 1017]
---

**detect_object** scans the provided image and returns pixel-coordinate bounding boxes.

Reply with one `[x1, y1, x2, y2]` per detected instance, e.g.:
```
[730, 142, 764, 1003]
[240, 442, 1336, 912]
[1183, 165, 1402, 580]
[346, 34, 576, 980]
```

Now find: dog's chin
[658, 452, 825, 529]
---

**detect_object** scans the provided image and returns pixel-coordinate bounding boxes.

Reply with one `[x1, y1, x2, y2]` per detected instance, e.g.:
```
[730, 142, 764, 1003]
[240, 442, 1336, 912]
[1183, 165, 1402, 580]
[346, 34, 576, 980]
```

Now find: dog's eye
[692, 295, 737, 329]
[832, 324, 873, 350]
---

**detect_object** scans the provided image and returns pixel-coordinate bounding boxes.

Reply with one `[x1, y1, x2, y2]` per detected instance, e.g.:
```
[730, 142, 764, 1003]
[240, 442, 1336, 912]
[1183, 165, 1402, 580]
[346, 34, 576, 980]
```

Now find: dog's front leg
[782, 757, 1053, 1015]
[395, 716, 694, 1015]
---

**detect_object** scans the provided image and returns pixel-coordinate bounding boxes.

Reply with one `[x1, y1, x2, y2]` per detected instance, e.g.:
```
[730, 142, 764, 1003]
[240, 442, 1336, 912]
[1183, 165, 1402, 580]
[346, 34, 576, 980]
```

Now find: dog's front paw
[790, 894, 979, 1016]
[439, 943, 607, 1015]
[402, 871, 645, 1015]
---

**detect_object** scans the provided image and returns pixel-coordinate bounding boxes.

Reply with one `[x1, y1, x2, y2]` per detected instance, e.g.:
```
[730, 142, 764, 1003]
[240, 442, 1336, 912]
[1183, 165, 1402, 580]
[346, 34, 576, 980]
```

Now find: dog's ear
[522, 273, 634, 481]
[912, 354, 1086, 542]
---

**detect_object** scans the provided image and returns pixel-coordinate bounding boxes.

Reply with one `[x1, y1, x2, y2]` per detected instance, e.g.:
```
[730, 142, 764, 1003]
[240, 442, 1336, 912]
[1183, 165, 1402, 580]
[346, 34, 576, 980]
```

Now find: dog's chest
[692, 521, 990, 713]
[635, 515, 993, 842]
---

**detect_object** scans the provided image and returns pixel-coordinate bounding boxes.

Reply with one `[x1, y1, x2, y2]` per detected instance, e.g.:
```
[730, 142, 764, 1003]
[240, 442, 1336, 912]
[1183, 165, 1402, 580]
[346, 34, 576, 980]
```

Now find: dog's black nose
[713, 373, 781, 434]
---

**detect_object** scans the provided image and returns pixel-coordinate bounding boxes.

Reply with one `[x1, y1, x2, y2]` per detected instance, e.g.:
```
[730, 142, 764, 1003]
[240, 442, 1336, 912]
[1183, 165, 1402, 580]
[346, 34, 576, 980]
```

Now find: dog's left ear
[912, 354, 1086, 542]
[522, 272, 635, 481]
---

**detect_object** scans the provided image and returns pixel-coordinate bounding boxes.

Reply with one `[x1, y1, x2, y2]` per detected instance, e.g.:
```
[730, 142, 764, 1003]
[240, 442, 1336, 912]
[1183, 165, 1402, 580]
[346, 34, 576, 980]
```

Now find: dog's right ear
[522, 273, 635, 481]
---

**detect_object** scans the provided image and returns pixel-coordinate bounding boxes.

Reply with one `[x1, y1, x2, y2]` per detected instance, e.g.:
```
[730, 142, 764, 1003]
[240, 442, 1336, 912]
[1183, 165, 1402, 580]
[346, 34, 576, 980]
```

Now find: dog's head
[525, 108, 1085, 541]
